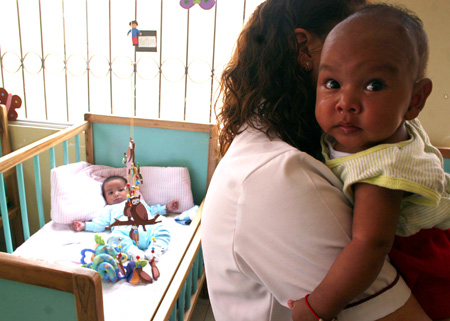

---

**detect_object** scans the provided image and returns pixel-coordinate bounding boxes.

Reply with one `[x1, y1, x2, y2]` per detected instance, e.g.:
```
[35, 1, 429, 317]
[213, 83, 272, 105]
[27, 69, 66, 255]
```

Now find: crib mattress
[13, 215, 196, 321]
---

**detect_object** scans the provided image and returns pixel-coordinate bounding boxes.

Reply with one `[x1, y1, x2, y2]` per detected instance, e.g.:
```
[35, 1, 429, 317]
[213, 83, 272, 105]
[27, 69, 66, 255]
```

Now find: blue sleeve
[85, 206, 112, 232]
[151, 224, 171, 249]
[142, 199, 167, 216]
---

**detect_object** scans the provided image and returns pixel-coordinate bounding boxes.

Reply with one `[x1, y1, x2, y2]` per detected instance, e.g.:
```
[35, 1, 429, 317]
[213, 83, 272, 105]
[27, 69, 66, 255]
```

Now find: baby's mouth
[337, 122, 359, 134]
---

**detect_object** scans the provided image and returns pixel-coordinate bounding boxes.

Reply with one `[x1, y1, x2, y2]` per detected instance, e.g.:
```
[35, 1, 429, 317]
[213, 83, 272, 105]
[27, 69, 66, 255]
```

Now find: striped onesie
[321, 118, 450, 319]
[321, 119, 450, 237]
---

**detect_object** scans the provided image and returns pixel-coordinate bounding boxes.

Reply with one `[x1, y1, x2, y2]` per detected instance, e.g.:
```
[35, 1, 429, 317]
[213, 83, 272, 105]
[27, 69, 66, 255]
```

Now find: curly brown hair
[216, 0, 366, 158]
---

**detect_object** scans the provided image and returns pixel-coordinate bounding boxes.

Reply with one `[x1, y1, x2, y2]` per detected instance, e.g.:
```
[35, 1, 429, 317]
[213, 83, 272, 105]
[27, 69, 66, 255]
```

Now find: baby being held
[289, 4, 450, 321]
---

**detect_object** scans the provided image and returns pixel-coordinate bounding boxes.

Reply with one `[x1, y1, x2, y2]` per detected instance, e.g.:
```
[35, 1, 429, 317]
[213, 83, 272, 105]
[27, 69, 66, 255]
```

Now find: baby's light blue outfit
[85, 199, 170, 260]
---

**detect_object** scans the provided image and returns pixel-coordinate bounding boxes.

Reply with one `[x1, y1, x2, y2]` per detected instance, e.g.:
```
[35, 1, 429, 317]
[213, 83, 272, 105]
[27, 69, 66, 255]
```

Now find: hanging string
[130, 73, 135, 140]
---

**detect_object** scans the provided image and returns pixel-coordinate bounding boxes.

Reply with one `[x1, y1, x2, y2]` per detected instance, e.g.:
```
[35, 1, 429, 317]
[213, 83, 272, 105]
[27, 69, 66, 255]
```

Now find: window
[1, 0, 264, 124]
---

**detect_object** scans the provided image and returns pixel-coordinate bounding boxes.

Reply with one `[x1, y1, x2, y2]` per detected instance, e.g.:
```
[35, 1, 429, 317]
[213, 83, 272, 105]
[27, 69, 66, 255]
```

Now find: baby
[289, 4, 450, 321]
[73, 175, 179, 262]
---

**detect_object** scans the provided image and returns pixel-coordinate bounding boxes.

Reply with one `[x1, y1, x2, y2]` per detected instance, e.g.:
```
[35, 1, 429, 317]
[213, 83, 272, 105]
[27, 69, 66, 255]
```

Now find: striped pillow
[51, 162, 194, 224]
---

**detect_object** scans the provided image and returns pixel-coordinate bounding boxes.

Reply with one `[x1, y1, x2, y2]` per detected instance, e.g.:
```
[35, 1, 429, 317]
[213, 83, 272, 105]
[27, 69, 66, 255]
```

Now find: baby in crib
[72, 175, 179, 262]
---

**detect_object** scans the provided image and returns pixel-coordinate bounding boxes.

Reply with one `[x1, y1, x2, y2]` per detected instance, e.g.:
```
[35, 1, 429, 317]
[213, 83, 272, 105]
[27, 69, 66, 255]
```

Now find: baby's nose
[336, 91, 361, 114]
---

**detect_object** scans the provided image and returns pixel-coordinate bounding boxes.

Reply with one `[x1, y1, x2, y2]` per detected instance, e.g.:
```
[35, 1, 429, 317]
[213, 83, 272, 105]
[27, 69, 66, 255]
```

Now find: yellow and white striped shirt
[322, 119, 450, 237]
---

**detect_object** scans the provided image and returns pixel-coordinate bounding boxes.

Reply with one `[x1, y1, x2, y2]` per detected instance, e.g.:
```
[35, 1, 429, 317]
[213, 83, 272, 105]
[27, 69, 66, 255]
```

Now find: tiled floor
[190, 297, 215, 321]
[190, 282, 215, 321]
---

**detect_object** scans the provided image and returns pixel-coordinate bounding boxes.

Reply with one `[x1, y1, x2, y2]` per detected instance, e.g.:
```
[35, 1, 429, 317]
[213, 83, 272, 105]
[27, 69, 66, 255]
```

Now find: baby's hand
[289, 298, 321, 321]
[72, 221, 85, 232]
[166, 200, 179, 213]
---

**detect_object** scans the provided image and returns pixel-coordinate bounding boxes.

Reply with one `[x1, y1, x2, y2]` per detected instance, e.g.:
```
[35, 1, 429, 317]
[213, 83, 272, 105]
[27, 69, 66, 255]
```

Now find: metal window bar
[61, 0, 70, 122]
[38, 0, 48, 120]
[85, 0, 91, 114]
[16, 0, 27, 118]
[0, 0, 257, 124]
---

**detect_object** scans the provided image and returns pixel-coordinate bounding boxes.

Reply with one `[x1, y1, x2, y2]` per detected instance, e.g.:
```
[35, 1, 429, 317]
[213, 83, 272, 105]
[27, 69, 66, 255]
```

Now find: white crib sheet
[13, 215, 196, 321]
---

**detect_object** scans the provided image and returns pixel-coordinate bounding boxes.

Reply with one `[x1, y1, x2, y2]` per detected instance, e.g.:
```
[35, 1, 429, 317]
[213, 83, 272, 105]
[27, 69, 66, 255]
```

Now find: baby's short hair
[101, 176, 127, 199]
[353, 3, 429, 80]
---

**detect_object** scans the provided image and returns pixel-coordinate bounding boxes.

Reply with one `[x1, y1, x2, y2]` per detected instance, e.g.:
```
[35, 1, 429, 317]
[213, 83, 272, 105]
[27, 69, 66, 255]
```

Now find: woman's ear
[405, 78, 433, 120]
[295, 28, 313, 71]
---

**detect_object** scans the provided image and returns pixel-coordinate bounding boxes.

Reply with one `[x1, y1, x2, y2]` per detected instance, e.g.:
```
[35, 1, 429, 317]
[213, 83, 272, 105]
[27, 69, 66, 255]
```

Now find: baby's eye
[107, 191, 113, 195]
[324, 79, 340, 89]
[366, 80, 385, 91]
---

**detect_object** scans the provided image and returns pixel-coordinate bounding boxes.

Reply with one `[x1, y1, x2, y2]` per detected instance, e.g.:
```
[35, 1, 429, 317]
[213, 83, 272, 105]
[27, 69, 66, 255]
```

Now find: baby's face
[103, 179, 127, 205]
[315, 17, 418, 153]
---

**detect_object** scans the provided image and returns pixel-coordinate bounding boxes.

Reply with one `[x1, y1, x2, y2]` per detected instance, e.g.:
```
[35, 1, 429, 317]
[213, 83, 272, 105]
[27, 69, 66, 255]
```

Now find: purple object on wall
[180, 0, 216, 10]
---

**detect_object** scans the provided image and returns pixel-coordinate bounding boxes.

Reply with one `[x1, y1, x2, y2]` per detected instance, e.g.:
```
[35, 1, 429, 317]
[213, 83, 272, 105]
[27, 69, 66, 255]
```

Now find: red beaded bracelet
[304, 294, 323, 321]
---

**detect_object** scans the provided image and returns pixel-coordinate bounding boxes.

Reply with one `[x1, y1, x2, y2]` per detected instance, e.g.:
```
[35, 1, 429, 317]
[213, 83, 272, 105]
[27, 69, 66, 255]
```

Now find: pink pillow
[51, 162, 194, 224]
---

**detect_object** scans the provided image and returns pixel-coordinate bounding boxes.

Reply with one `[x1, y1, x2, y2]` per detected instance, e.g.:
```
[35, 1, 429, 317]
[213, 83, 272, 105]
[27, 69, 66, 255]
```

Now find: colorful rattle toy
[80, 234, 155, 284]
[107, 138, 161, 236]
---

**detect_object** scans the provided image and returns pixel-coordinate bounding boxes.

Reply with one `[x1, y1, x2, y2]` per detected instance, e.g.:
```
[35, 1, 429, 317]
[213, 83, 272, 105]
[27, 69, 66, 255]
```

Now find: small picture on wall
[136, 30, 157, 52]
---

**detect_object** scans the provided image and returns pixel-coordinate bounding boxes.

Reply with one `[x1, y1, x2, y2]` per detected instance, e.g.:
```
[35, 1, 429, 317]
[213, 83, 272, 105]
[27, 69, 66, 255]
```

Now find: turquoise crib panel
[444, 158, 450, 174]
[91, 123, 210, 205]
[0, 278, 77, 321]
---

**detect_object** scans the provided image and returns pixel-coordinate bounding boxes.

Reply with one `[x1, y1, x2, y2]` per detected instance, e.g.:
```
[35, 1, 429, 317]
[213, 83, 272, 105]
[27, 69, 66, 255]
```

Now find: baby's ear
[405, 78, 432, 120]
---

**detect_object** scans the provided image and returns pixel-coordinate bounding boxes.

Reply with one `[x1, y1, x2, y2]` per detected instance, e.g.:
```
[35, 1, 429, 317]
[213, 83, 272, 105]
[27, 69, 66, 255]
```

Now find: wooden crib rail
[0, 252, 104, 321]
[0, 121, 89, 174]
[0, 119, 88, 253]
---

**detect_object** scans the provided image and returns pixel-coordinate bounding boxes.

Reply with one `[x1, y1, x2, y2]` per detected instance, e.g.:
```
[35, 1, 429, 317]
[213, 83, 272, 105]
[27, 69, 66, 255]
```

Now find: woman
[201, 0, 431, 320]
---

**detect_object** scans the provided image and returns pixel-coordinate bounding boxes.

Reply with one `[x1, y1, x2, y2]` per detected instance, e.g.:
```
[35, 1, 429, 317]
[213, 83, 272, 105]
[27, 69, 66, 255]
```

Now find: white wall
[385, 0, 450, 147]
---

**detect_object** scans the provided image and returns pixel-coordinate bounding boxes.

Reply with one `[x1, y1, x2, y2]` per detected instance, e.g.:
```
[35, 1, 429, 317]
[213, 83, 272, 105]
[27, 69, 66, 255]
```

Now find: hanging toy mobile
[107, 138, 161, 241]
[180, 0, 216, 10]
[101, 137, 162, 283]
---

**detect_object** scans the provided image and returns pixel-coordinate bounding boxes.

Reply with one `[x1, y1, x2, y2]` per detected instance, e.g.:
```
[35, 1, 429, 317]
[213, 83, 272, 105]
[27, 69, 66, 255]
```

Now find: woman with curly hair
[201, 0, 430, 320]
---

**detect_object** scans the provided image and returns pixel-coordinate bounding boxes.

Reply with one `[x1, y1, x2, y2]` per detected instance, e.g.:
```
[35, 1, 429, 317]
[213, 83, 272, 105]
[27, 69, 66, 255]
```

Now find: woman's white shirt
[202, 126, 410, 321]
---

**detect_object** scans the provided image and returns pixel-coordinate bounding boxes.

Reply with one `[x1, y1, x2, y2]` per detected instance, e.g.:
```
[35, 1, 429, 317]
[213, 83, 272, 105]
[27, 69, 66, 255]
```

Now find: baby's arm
[72, 206, 112, 232]
[291, 183, 404, 321]
[72, 221, 85, 232]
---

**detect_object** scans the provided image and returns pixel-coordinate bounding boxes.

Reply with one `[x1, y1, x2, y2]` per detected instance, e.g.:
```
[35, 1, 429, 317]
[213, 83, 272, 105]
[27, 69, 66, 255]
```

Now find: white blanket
[13, 215, 195, 321]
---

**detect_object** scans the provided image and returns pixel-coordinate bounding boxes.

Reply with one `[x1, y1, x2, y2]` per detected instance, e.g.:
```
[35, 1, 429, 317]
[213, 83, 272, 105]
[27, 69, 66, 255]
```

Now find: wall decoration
[180, 0, 216, 10]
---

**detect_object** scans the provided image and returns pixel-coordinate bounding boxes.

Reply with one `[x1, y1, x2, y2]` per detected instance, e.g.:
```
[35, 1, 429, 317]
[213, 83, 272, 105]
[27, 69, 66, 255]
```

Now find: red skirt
[389, 228, 450, 319]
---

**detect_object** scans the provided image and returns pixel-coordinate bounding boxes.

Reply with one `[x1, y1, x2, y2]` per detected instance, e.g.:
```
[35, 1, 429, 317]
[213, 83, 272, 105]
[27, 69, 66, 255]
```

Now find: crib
[0, 109, 218, 321]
